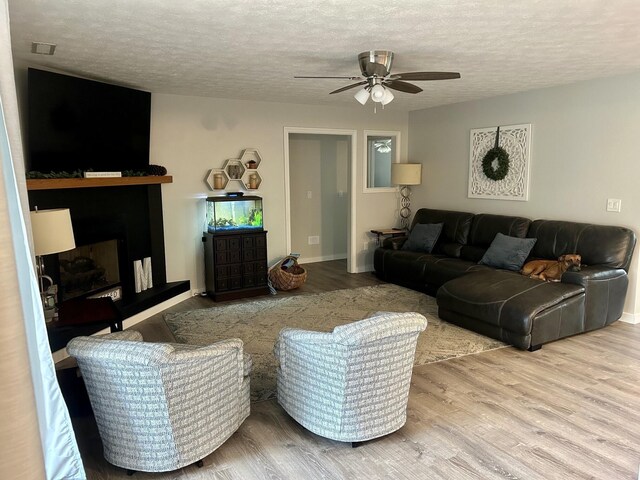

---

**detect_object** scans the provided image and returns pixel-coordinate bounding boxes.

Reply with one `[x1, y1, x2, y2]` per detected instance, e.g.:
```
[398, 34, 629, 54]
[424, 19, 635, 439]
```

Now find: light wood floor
[72, 261, 640, 480]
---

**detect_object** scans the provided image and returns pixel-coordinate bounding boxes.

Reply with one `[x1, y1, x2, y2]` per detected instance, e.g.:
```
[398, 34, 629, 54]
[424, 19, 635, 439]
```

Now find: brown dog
[521, 254, 582, 282]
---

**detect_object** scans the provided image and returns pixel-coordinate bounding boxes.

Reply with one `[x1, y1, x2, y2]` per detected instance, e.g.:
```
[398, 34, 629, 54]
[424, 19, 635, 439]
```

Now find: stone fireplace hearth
[27, 178, 189, 350]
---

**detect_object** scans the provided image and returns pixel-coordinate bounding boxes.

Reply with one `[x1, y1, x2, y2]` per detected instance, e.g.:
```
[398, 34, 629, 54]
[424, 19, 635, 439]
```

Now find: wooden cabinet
[203, 231, 269, 301]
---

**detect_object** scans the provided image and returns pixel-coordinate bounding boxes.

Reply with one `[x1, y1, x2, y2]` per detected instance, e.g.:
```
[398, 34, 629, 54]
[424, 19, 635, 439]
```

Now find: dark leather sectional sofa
[374, 208, 636, 350]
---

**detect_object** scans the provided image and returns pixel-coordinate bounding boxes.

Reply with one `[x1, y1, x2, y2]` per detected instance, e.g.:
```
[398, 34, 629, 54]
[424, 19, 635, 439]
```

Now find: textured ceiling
[8, 0, 640, 112]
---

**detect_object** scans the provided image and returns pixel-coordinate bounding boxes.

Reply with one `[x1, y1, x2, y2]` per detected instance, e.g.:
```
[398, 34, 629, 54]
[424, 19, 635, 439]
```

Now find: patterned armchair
[67, 330, 251, 473]
[274, 312, 427, 443]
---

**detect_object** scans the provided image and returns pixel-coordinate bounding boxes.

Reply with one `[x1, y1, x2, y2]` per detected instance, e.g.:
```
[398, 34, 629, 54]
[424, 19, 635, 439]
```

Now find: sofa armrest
[561, 265, 627, 285]
[382, 235, 407, 250]
[562, 266, 629, 330]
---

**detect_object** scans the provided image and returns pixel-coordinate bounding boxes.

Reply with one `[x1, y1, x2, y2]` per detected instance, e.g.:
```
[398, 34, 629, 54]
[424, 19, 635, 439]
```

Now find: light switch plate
[606, 198, 622, 212]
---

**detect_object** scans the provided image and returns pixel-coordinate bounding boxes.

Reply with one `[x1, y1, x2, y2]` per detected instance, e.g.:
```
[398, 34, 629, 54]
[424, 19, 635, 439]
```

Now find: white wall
[409, 71, 640, 318]
[151, 94, 408, 292]
[289, 134, 349, 262]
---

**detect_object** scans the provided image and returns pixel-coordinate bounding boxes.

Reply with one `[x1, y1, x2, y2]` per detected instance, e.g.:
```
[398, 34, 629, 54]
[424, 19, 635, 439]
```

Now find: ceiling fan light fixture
[370, 84, 386, 102]
[294, 50, 461, 108]
[354, 87, 370, 105]
[381, 88, 394, 105]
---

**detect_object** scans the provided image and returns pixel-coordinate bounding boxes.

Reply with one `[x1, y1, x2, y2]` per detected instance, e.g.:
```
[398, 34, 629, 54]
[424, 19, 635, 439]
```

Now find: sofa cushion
[422, 257, 492, 286]
[478, 233, 537, 271]
[468, 214, 531, 246]
[411, 209, 474, 257]
[460, 213, 531, 262]
[376, 250, 444, 284]
[402, 223, 443, 253]
[437, 270, 585, 335]
[528, 220, 636, 271]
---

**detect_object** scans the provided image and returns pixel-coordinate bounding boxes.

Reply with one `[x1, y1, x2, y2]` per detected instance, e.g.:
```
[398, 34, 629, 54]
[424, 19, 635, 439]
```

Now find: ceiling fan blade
[384, 80, 423, 94]
[329, 81, 368, 94]
[391, 72, 461, 81]
[294, 75, 362, 80]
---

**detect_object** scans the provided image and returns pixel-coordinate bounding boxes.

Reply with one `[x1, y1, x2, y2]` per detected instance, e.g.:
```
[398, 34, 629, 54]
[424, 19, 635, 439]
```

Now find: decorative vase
[249, 174, 258, 189]
[213, 173, 224, 189]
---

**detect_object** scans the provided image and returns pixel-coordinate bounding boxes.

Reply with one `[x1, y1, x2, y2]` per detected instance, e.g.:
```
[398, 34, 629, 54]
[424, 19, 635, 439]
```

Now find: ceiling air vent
[31, 42, 56, 55]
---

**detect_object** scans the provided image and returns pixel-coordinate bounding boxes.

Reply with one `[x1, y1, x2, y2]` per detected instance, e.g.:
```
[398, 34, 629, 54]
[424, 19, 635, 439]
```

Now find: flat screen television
[27, 68, 151, 173]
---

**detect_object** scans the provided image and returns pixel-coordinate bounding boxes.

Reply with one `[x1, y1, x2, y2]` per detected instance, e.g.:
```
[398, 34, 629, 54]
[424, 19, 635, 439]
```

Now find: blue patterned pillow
[479, 233, 536, 271]
[401, 223, 443, 253]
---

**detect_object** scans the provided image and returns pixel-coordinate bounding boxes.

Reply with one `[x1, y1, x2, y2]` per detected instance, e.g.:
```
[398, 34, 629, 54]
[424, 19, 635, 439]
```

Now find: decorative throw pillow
[479, 233, 537, 271]
[401, 223, 443, 253]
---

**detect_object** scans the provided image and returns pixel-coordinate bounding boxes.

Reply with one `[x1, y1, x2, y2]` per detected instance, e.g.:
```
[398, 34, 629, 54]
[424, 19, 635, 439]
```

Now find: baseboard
[298, 253, 347, 264]
[351, 263, 374, 273]
[51, 290, 192, 363]
[620, 312, 639, 324]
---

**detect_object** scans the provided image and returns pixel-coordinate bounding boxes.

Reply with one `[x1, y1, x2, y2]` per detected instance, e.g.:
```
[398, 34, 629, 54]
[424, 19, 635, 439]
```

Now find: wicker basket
[268, 256, 307, 291]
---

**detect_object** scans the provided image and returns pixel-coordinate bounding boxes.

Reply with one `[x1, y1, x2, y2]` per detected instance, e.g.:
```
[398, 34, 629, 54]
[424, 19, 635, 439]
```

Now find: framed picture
[468, 123, 532, 201]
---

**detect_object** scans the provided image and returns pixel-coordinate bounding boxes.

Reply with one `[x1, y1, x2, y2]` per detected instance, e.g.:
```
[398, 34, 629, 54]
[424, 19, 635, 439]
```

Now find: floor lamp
[30, 208, 76, 321]
[391, 163, 422, 230]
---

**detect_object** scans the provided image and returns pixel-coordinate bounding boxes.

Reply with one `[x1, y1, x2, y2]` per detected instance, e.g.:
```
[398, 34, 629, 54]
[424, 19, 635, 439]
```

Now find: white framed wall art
[468, 123, 532, 201]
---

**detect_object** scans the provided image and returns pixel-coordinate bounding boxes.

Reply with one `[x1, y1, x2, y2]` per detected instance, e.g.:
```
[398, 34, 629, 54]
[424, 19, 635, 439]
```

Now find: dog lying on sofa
[521, 254, 582, 282]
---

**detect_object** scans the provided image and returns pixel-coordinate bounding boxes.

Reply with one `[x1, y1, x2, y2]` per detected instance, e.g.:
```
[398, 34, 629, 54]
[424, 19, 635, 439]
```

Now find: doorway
[284, 128, 357, 273]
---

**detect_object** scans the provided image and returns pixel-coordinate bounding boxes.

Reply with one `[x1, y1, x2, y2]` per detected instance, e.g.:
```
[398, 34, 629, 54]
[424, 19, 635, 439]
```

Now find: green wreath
[482, 146, 510, 181]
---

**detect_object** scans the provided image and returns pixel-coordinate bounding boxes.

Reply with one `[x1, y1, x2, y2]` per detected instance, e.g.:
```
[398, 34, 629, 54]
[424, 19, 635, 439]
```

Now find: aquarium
[206, 196, 263, 233]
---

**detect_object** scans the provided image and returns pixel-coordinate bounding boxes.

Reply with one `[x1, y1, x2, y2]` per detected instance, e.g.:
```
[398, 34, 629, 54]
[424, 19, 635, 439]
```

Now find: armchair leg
[351, 441, 364, 448]
[528, 344, 542, 352]
[126, 469, 135, 476]
[196, 460, 204, 468]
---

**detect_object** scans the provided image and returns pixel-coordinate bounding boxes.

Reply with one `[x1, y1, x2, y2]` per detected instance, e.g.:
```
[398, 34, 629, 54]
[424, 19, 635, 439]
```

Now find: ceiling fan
[295, 50, 460, 106]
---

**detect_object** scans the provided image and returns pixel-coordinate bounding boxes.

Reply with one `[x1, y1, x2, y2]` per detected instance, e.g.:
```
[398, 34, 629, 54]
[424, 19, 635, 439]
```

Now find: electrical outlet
[606, 198, 622, 212]
[308, 235, 320, 245]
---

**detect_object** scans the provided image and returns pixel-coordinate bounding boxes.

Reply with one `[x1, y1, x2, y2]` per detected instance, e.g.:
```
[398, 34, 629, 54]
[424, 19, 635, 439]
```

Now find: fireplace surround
[28, 179, 189, 349]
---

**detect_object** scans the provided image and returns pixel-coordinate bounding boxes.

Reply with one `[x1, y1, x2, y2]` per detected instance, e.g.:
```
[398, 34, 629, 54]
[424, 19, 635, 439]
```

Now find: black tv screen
[27, 68, 151, 173]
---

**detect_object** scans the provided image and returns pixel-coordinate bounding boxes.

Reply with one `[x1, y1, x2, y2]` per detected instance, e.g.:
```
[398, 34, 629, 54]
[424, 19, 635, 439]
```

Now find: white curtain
[0, 1, 85, 479]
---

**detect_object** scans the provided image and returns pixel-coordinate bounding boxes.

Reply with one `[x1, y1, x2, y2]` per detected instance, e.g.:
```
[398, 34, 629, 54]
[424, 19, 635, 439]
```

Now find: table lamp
[30, 208, 76, 320]
[391, 163, 422, 229]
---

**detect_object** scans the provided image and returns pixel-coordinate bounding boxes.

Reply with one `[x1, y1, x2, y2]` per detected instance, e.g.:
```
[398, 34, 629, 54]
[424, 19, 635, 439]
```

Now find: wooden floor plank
[66, 260, 640, 480]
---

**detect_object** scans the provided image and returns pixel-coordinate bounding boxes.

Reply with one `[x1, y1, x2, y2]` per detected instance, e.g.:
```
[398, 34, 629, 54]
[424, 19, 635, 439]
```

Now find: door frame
[283, 127, 357, 273]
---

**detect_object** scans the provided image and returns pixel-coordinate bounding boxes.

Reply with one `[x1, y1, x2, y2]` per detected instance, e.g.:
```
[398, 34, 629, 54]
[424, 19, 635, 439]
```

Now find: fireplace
[28, 181, 190, 349]
[58, 238, 121, 301]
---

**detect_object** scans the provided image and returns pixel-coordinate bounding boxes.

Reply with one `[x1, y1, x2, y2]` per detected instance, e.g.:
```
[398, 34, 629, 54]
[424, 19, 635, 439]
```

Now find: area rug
[164, 284, 507, 402]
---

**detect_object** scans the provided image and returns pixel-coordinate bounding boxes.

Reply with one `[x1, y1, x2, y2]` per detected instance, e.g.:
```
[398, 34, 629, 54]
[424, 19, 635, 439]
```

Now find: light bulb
[381, 88, 394, 105]
[354, 87, 369, 105]
[370, 84, 386, 102]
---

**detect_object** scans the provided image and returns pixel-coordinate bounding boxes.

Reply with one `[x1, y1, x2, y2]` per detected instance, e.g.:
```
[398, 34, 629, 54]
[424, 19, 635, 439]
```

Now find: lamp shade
[381, 88, 394, 105]
[30, 208, 76, 256]
[354, 87, 370, 105]
[391, 163, 422, 186]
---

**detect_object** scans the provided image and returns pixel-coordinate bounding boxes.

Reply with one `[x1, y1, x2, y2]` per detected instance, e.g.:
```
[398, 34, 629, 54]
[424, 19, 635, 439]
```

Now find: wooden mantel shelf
[26, 176, 173, 191]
